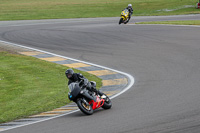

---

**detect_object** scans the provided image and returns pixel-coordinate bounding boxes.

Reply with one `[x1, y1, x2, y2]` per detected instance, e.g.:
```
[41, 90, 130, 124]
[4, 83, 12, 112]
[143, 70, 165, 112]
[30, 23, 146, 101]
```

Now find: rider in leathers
[124, 4, 133, 20]
[65, 69, 103, 96]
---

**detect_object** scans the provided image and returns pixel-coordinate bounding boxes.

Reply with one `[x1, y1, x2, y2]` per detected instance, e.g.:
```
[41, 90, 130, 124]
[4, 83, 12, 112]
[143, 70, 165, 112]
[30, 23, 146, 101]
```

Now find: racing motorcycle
[119, 9, 130, 25]
[68, 80, 112, 115]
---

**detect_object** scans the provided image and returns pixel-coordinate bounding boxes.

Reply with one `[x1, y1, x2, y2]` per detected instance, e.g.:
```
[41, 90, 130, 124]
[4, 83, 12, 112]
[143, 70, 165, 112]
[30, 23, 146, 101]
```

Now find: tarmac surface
[0, 15, 200, 133]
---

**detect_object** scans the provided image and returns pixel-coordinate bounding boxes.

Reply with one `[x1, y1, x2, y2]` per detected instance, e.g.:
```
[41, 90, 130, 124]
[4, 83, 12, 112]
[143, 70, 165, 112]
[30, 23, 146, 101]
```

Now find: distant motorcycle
[68, 80, 112, 115]
[119, 9, 130, 24]
[196, 2, 200, 9]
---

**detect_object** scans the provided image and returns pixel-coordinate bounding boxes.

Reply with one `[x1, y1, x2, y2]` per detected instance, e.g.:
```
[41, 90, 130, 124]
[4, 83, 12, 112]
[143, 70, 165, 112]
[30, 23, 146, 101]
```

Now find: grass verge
[0, 0, 199, 21]
[136, 20, 200, 25]
[0, 51, 102, 123]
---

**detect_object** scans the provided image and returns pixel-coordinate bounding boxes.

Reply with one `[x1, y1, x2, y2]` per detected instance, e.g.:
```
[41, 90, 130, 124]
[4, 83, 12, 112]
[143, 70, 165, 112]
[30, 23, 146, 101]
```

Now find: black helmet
[65, 69, 74, 79]
[90, 81, 96, 88]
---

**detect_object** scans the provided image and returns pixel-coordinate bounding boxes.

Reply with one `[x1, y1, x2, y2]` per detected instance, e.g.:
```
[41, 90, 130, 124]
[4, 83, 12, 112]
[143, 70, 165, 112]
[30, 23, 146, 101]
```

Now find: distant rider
[197, 0, 200, 9]
[65, 69, 103, 96]
[124, 4, 133, 19]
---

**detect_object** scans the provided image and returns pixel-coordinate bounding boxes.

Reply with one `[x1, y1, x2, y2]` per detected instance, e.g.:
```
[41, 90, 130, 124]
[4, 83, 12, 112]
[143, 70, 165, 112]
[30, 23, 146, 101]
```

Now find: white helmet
[128, 4, 132, 7]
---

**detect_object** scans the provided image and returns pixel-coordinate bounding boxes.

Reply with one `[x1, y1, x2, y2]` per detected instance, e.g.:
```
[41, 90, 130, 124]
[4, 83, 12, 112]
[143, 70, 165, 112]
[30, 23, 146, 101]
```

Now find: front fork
[79, 88, 97, 104]
[80, 97, 90, 106]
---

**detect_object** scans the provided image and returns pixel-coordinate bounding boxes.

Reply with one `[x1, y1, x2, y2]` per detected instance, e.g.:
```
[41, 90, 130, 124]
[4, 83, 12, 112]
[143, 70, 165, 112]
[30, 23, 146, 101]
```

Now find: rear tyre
[77, 98, 93, 115]
[102, 95, 112, 109]
[124, 17, 130, 24]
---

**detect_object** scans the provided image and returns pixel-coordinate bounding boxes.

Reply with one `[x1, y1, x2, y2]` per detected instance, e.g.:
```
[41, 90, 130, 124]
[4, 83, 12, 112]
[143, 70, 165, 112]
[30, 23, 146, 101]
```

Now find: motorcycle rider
[65, 69, 104, 96]
[125, 4, 133, 19]
[197, 0, 200, 9]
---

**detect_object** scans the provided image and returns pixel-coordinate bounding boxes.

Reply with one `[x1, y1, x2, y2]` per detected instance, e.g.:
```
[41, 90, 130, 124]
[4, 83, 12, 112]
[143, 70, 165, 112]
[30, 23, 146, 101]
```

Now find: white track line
[0, 40, 135, 132]
[129, 23, 200, 28]
[0, 17, 116, 28]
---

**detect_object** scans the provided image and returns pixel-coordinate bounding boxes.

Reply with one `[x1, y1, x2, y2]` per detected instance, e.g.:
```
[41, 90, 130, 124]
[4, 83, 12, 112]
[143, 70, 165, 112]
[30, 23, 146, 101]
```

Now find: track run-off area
[0, 15, 200, 133]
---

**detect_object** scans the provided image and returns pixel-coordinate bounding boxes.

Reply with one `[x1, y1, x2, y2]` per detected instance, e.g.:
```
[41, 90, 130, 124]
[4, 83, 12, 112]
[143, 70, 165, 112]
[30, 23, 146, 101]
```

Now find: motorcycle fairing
[89, 96, 105, 110]
[121, 9, 129, 21]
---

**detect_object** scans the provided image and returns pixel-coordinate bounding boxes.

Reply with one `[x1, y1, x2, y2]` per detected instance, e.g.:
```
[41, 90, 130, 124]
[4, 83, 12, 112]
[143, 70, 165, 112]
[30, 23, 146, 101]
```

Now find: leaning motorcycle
[119, 9, 130, 25]
[68, 80, 112, 115]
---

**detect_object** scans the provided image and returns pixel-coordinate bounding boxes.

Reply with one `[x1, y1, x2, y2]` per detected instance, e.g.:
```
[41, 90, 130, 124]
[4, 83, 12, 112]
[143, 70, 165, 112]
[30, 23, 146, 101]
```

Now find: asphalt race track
[1, 15, 200, 133]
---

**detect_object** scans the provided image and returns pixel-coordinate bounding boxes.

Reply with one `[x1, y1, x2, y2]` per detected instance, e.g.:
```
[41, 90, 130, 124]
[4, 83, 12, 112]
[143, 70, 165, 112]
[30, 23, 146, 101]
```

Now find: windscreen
[124, 9, 129, 15]
[68, 83, 78, 92]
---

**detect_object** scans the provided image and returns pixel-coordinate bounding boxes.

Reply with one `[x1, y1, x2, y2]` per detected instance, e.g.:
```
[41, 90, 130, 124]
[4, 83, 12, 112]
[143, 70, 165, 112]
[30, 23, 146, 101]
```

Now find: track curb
[0, 40, 134, 132]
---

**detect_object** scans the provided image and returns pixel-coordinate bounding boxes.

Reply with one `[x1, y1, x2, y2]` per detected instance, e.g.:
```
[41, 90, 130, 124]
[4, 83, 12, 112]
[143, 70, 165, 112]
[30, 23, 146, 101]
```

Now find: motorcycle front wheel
[77, 98, 93, 115]
[119, 18, 123, 25]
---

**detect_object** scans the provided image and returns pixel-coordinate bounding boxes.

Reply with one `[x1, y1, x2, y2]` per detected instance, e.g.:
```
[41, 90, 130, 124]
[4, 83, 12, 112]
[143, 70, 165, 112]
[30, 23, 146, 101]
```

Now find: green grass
[0, 51, 102, 123]
[0, 0, 199, 21]
[136, 20, 200, 25]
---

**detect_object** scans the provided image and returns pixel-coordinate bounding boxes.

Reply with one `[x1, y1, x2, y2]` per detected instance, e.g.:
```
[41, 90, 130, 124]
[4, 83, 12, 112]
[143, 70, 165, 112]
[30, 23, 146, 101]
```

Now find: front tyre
[119, 18, 123, 25]
[77, 98, 93, 115]
[102, 95, 112, 109]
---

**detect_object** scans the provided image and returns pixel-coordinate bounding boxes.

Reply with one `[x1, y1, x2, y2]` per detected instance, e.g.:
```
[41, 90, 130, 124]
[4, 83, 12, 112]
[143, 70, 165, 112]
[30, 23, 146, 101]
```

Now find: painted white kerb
[0, 40, 135, 132]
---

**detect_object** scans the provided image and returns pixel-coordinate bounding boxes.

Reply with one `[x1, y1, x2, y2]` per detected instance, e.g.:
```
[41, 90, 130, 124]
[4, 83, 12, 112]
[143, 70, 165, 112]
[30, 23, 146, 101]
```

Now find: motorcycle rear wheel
[124, 17, 130, 24]
[77, 98, 93, 115]
[102, 95, 112, 109]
